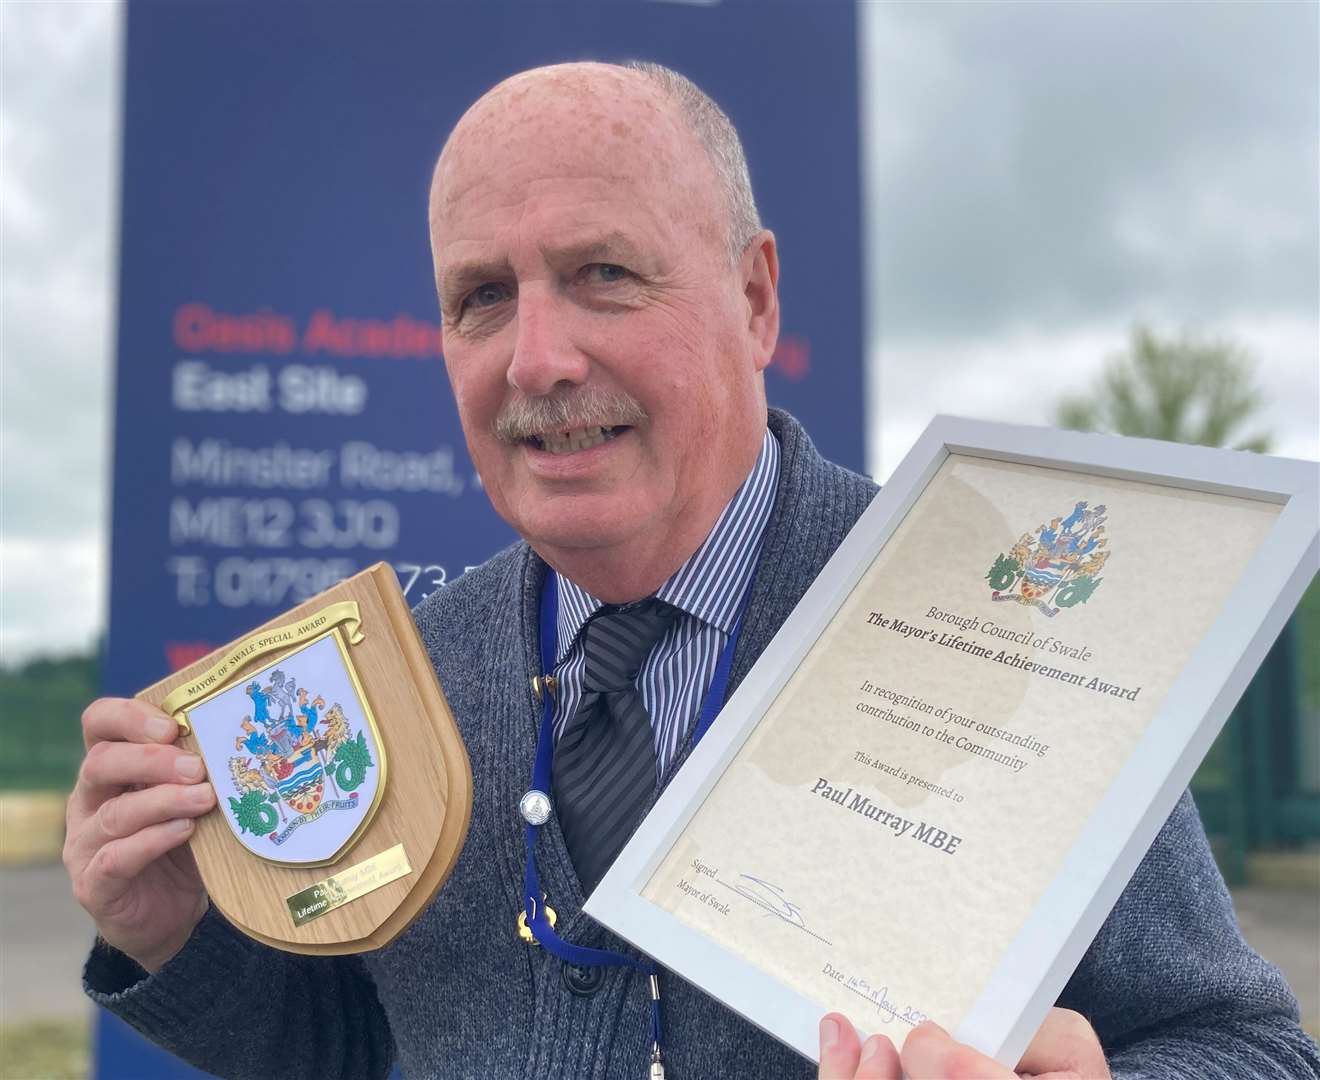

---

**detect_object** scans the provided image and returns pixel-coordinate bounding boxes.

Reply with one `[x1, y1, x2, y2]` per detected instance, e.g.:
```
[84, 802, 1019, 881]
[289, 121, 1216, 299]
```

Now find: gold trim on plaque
[286, 843, 413, 927]
[163, 601, 365, 733]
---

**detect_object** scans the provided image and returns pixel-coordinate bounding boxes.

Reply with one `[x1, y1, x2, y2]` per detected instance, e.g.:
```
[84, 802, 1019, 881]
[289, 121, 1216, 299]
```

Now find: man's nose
[507, 288, 589, 397]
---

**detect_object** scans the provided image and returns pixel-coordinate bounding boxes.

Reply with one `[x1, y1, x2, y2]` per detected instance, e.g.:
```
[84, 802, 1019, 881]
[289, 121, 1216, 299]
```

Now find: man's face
[430, 68, 775, 584]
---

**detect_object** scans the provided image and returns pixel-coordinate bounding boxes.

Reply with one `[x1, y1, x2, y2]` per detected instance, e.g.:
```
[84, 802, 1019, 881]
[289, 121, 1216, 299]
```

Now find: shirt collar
[554, 428, 781, 662]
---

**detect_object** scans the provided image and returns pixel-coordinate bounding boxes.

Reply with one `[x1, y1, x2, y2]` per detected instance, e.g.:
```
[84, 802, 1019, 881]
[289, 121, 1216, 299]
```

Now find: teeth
[535, 425, 621, 455]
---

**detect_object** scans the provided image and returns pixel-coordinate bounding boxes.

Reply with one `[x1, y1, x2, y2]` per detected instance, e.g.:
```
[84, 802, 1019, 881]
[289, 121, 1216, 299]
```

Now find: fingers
[80, 818, 198, 906]
[70, 741, 206, 826]
[80, 740, 205, 792]
[82, 697, 178, 751]
[1016, 1008, 1109, 1078]
[819, 1014, 862, 1079]
[68, 703, 206, 835]
[819, 1014, 899, 1080]
[900, 1012, 1110, 1080]
[66, 775, 215, 882]
[88, 782, 215, 850]
[62, 703, 212, 970]
[901, 1022, 1012, 1080]
[855, 1034, 901, 1078]
[66, 809, 199, 919]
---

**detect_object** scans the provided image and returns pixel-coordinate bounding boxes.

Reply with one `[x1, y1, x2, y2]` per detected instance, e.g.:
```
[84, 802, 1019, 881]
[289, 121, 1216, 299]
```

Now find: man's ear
[742, 230, 780, 372]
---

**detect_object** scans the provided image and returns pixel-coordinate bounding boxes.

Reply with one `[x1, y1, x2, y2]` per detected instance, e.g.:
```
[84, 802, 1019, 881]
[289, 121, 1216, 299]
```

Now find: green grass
[0, 655, 96, 792]
[0, 1018, 89, 1080]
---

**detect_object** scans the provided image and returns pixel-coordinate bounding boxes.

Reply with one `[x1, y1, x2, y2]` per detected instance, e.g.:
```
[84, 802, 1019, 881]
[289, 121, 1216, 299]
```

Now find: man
[67, 62, 1315, 1080]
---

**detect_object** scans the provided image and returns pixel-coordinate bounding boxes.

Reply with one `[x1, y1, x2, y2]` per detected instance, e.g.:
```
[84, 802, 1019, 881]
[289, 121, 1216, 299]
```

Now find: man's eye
[587, 263, 629, 283]
[466, 283, 509, 309]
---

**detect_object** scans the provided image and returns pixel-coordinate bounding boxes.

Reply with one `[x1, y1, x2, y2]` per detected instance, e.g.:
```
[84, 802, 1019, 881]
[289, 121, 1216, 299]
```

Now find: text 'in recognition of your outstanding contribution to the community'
[642, 453, 1280, 1034]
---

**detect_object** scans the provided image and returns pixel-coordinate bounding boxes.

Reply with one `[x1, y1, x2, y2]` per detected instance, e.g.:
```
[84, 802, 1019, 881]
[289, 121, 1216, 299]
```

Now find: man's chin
[522, 519, 641, 557]
[514, 506, 658, 568]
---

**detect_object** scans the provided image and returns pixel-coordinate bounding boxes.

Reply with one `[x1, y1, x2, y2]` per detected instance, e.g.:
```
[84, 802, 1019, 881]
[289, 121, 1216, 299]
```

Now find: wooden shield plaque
[138, 562, 472, 955]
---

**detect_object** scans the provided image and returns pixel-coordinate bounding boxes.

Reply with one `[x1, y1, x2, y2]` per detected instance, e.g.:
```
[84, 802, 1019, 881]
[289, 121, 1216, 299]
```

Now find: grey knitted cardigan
[87, 410, 1318, 1079]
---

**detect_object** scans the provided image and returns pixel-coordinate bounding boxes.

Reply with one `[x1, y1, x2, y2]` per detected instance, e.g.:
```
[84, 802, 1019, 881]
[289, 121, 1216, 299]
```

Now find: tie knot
[580, 599, 676, 693]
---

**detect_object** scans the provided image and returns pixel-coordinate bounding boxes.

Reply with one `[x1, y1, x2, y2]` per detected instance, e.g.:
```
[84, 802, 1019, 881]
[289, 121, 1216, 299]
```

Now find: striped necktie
[553, 598, 677, 894]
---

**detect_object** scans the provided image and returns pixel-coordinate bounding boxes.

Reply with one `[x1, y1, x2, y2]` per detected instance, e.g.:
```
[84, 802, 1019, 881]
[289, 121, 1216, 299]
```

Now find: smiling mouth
[527, 425, 630, 455]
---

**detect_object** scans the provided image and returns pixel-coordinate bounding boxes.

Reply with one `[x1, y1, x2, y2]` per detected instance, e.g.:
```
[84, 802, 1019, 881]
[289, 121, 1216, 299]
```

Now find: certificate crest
[986, 500, 1111, 617]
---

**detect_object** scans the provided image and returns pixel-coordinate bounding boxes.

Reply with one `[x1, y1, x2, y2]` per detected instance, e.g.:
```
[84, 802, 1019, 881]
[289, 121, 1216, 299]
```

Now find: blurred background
[2, 1, 1316, 1076]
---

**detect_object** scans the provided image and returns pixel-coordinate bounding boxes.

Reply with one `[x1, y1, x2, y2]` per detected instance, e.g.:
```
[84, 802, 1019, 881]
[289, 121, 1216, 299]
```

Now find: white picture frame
[584, 415, 1319, 1066]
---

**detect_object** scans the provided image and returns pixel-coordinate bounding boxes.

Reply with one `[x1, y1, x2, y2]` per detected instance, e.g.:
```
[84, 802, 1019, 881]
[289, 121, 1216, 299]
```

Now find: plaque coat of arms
[188, 632, 386, 866]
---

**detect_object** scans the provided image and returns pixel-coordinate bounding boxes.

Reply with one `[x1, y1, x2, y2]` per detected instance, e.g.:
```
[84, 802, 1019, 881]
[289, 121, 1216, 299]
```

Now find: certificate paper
[643, 452, 1276, 1026]
[587, 419, 1318, 1064]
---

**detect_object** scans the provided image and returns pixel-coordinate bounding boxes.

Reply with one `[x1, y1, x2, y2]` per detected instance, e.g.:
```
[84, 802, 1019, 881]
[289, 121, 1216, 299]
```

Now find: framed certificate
[584, 416, 1319, 1066]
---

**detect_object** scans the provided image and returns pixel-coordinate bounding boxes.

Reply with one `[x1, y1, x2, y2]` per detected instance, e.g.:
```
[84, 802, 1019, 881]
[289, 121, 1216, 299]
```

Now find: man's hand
[64, 698, 216, 974]
[818, 1008, 1111, 1079]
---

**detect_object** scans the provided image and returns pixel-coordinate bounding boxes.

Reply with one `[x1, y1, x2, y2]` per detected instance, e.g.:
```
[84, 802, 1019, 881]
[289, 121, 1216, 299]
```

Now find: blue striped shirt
[551, 428, 781, 776]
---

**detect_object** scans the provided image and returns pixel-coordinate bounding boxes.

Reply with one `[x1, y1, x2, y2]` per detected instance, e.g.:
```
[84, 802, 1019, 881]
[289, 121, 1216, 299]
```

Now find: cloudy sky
[2, 1, 1316, 662]
[862, 1, 1318, 473]
[2, 2, 119, 664]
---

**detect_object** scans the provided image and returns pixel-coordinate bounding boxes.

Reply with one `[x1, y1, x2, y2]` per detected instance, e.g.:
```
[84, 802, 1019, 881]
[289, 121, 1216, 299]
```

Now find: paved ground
[2, 862, 1316, 1033]
[1, 863, 95, 1026]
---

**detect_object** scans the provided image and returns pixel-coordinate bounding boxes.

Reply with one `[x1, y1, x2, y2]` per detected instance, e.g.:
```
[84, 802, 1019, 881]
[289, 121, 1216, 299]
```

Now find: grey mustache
[495, 388, 648, 442]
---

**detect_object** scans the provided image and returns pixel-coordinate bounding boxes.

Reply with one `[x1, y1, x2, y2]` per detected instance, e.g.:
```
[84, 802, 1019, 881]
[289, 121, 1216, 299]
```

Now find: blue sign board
[100, 2, 863, 1074]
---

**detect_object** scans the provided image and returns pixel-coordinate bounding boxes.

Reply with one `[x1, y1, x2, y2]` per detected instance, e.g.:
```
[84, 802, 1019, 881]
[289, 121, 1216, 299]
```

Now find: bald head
[430, 62, 761, 266]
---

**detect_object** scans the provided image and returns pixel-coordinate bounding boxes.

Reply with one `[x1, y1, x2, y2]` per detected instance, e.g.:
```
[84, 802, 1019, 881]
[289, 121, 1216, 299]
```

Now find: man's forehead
[435, 163, 669, 242]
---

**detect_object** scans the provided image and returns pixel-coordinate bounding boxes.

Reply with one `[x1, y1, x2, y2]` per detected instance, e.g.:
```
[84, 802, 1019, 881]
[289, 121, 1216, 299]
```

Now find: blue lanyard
[520, 569, 749, 1066]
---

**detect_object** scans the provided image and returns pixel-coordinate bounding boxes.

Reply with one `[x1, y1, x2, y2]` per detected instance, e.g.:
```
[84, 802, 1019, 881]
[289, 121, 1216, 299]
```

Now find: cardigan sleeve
[84, 905, 395, 1080]
[1059, 790, 1320, 1079]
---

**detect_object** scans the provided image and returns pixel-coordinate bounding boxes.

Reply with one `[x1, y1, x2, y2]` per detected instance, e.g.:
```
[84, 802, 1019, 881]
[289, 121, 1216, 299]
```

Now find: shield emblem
[187, 631, 386, 866]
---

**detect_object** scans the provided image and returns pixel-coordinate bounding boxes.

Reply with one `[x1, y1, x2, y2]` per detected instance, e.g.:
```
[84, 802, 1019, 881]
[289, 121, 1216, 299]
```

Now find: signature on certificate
[723, 873, 833, 945]
[734, 874, 806, 926]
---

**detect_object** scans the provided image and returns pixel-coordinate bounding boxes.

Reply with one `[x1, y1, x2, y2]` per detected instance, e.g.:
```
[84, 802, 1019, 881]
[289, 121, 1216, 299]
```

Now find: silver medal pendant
[519, 788, 552, 825]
